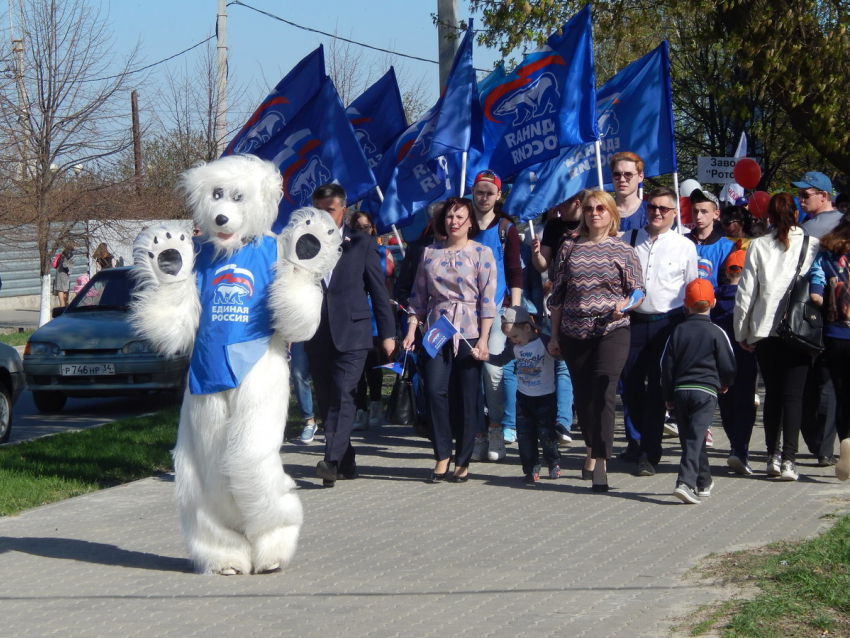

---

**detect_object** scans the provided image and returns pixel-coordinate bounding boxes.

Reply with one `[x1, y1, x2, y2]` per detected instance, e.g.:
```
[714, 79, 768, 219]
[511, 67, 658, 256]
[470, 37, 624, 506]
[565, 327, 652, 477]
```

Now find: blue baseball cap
[791, 171, 832, 194]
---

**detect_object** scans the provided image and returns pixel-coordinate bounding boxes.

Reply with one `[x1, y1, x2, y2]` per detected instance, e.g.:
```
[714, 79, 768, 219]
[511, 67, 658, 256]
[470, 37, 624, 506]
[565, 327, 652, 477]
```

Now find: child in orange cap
[662, 278, 737, 503]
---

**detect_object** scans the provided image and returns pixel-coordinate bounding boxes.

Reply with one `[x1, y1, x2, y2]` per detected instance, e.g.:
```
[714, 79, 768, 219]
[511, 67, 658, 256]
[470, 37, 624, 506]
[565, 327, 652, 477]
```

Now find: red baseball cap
[473, 170, 502, 191]
[684, 278, 715, 310]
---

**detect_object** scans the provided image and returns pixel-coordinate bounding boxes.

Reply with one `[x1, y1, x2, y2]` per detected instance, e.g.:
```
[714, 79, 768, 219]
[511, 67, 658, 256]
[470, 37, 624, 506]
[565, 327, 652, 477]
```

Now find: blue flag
[222, 46, 326, 157]
[504, 41, 676, 221]
[346, 68, 408, 171]
[251, 79, 377, 232]
[427, 25, 477, 160]
[421, 315, 458, 358]
[374, 27, 477, 233]
[477, 5, 597, 181]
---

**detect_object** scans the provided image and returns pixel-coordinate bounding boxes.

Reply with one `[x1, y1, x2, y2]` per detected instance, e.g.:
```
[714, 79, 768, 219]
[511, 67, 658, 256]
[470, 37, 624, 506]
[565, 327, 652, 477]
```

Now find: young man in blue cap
[793, 171, 842, 239]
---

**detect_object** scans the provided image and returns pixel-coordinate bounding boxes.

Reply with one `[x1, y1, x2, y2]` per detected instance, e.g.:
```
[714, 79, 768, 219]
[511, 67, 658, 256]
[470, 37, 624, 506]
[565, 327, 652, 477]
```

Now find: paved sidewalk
[1, 418, 846, 637]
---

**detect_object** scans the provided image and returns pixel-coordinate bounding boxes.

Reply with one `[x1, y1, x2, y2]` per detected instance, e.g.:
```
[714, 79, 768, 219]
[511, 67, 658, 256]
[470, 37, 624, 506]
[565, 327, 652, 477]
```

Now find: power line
[228, 0, 492, 72]
[81, 35, 216, 83]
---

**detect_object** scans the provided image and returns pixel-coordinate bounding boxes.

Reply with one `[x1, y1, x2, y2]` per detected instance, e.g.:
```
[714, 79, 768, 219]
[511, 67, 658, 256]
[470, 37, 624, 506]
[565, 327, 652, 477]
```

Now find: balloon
[749, 191, 770, 218]
[679, 196, 693, 225]
[679, 179, 702, 198]
[733, 158, 761, 190]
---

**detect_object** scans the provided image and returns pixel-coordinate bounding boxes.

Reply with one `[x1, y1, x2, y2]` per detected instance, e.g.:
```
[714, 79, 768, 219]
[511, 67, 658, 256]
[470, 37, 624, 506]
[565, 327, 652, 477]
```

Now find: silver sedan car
[23, 267, 189, 412]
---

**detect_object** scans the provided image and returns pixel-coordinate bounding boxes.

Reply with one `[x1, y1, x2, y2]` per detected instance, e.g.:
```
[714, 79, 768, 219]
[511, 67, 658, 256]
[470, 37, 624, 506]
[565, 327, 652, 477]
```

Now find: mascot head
[178, 154, 283, 256]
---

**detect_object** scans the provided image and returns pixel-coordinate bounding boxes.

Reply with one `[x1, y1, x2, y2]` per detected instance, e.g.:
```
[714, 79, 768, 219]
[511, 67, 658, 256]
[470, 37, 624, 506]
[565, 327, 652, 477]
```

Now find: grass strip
[0, 407, 179, 517]
[0, 329, 34, 347]
[686, 511, 850, 637]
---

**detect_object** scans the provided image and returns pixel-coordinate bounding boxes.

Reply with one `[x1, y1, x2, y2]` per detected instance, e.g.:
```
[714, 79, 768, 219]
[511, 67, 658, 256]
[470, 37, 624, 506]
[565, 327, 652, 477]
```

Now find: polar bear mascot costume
[130, 154, 341, 575]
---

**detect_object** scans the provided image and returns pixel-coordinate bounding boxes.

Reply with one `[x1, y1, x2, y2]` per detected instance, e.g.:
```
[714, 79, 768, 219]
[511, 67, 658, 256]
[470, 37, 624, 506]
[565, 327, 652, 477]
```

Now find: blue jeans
[502, 360, 517, 430]
[481, 307, 508, 432]
[555, 358, 573, 429]
[289, 342, 314, 421]
[516, 391, 559, 474]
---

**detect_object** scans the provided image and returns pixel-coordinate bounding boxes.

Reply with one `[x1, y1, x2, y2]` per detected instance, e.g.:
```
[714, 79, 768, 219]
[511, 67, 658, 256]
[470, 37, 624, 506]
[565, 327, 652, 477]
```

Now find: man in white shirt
[621, 186, 699, 476]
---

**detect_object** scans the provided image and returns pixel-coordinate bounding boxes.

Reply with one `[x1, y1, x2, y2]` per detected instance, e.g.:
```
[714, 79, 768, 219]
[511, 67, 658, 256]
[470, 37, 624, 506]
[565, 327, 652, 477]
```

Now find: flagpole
[459, 151, 467, 198]
[375, 185, 406, 257]
[594, 140, 604, 188]
[673, 171, 684, 234]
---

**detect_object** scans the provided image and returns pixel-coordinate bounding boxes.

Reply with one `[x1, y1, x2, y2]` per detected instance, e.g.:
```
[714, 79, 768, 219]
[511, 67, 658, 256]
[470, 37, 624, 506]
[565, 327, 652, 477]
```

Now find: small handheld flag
[421, 315, 459, 358]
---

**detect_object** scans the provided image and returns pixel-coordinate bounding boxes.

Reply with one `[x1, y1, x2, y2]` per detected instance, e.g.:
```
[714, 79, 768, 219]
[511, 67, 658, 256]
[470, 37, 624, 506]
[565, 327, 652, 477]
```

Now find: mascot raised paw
[131, 154, 341, 575]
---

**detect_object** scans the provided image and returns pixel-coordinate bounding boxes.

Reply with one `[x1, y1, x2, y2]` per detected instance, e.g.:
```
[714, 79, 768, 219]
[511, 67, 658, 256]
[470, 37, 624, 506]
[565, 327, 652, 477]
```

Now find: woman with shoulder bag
[402, 198, 498, 483]
[546, 190, 644, 492]
[808, 217, 850, 481]
[734, 193, 820, 482]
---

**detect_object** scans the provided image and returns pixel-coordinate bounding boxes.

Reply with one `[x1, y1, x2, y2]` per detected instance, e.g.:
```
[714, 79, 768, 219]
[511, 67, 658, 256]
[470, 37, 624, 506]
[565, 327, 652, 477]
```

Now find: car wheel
[32, 390, 67, 413]
[0, 381, 11, 443]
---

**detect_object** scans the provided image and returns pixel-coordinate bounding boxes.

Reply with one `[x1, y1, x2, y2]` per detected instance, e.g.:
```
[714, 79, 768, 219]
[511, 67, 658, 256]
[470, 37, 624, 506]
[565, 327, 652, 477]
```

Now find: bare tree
[0, 0, 140, 324]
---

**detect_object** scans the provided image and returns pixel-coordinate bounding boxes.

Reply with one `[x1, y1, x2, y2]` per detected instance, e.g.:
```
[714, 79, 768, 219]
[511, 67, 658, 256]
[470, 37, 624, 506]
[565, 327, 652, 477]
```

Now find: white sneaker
[766, 454, 781, 477]
[555, 422, 572, 444]
[487, 427, 506, 461]
[300, 420, 318, 443]
[368, 401, 383, 427]
[705, 428, 714, 447]
[754, 393, 761, 407]
[352, 408, 369, 431]
[779, 460, 799, 482]
[471, 436, 488, 462]
[663, 419, 679, 437]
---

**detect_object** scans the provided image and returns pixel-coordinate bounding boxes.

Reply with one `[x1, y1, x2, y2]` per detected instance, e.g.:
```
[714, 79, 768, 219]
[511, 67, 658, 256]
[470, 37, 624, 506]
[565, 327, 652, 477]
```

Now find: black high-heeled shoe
[591, 483, 609, 493]
[430, 470, 449, 483]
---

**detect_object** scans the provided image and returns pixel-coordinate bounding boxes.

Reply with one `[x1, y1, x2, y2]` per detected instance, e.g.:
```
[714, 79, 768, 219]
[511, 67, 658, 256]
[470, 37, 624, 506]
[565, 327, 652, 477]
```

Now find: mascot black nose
[157, 249, 183, 276]
[215, 214, 229, 227]
[295, 233, 321, 260]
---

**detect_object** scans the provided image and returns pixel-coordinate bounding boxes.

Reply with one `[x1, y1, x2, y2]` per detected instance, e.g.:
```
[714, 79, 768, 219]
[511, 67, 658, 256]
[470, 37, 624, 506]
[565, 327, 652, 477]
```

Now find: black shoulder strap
[628, 230, 638, 248]
[498, 217, 511, 252]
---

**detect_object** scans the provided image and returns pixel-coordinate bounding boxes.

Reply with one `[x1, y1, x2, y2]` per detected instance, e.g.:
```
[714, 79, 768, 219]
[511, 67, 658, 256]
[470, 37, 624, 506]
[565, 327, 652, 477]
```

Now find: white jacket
[733, 227, 820, 345]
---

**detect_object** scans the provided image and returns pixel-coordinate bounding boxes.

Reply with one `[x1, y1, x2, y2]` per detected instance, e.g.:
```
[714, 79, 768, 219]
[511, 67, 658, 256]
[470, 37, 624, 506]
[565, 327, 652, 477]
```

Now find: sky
[100, 0, 504, 134]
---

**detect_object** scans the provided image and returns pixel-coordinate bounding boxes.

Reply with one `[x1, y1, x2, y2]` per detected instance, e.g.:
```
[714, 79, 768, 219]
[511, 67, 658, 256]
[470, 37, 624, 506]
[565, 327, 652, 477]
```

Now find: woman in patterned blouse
[547, 190, 645, 492]
[403, 198, 498, 483]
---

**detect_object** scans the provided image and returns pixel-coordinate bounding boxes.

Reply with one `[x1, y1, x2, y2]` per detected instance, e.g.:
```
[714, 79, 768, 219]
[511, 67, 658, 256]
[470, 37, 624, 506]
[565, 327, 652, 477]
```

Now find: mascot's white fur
[130, 154, 341, 575]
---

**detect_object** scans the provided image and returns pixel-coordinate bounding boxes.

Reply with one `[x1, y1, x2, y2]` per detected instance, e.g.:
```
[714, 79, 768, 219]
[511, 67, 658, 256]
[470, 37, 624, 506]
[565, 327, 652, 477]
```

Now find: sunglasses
[647, 204, 676, 214]
[355, 223, 373, 231]
[612, 171, 636, 181]
[582, 204, 608, 214]
[721, 218, 742, 226]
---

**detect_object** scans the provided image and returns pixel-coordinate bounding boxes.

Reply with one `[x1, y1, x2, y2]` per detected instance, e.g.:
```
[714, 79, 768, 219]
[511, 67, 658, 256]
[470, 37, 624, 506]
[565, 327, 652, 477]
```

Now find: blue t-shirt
[619, 200, 648, 232]
[189, 235, 277, 394]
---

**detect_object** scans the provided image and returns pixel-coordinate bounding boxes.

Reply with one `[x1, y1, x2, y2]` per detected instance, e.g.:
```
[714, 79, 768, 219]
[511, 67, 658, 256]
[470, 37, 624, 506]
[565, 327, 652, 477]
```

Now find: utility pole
[437, 0, 459, 91]
[9, 0, 30, 179]
[215, 0, 228, 157]
[131, 90, 142, 195]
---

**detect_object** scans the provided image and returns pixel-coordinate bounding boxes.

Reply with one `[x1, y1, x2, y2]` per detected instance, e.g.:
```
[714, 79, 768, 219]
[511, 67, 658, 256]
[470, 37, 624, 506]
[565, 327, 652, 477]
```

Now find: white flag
[720, 132, 747, 204]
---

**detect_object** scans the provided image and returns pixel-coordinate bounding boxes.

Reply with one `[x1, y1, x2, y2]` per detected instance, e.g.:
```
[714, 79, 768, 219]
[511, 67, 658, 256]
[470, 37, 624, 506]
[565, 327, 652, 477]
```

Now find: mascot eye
[232, 191, 243, 203]
[213, 188, 224, 200]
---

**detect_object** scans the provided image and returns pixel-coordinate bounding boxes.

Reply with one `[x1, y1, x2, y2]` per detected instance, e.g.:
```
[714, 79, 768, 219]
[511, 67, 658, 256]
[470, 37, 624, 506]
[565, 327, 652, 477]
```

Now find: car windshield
[67, 268, 135, 311]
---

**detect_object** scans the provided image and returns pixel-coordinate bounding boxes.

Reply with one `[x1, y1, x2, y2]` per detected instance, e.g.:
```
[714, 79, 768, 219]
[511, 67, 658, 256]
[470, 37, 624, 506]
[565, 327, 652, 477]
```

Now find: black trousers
[801, 353, 837, 458]
[422, 340, 482, 467]
[718, 341, 758, 460]
[355, 345, 383, 410]
[823, 336, 850, 443]
[305, 328, 369, 473]
[754, 336, 813, 462]
[621, 312, 683, 465]
[674, 389, 716, 490]
[561, 326, 630, 459]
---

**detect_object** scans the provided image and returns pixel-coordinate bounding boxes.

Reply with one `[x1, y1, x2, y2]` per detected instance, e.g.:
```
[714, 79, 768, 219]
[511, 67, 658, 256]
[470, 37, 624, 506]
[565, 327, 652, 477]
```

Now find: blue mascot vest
[189, 235, 277, 395]
[475, 222, 510, 307]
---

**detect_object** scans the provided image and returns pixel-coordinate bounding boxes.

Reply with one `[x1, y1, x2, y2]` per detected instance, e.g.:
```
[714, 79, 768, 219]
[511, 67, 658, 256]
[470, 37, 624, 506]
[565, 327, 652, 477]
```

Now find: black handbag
[385, 360, 418, 427]
[775, 234, 824, 357]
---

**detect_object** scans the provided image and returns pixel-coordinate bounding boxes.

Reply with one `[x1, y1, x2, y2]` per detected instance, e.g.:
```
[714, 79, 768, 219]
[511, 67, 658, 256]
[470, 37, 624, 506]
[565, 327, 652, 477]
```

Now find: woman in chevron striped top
[547, 190, 645, 491]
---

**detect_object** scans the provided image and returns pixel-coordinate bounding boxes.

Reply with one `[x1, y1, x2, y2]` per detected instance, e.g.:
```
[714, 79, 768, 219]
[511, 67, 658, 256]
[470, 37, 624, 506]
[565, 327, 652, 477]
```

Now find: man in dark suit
[306, 183, 396, 487]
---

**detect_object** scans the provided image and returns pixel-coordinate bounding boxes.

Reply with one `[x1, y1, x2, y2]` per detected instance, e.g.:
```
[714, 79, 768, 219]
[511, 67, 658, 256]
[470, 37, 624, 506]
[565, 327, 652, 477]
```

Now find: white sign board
[698, 156, 742, 183]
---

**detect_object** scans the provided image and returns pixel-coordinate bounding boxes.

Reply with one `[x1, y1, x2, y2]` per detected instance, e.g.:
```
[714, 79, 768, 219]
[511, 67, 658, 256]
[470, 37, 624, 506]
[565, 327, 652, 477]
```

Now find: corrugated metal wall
[0, 220, 189, 298]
